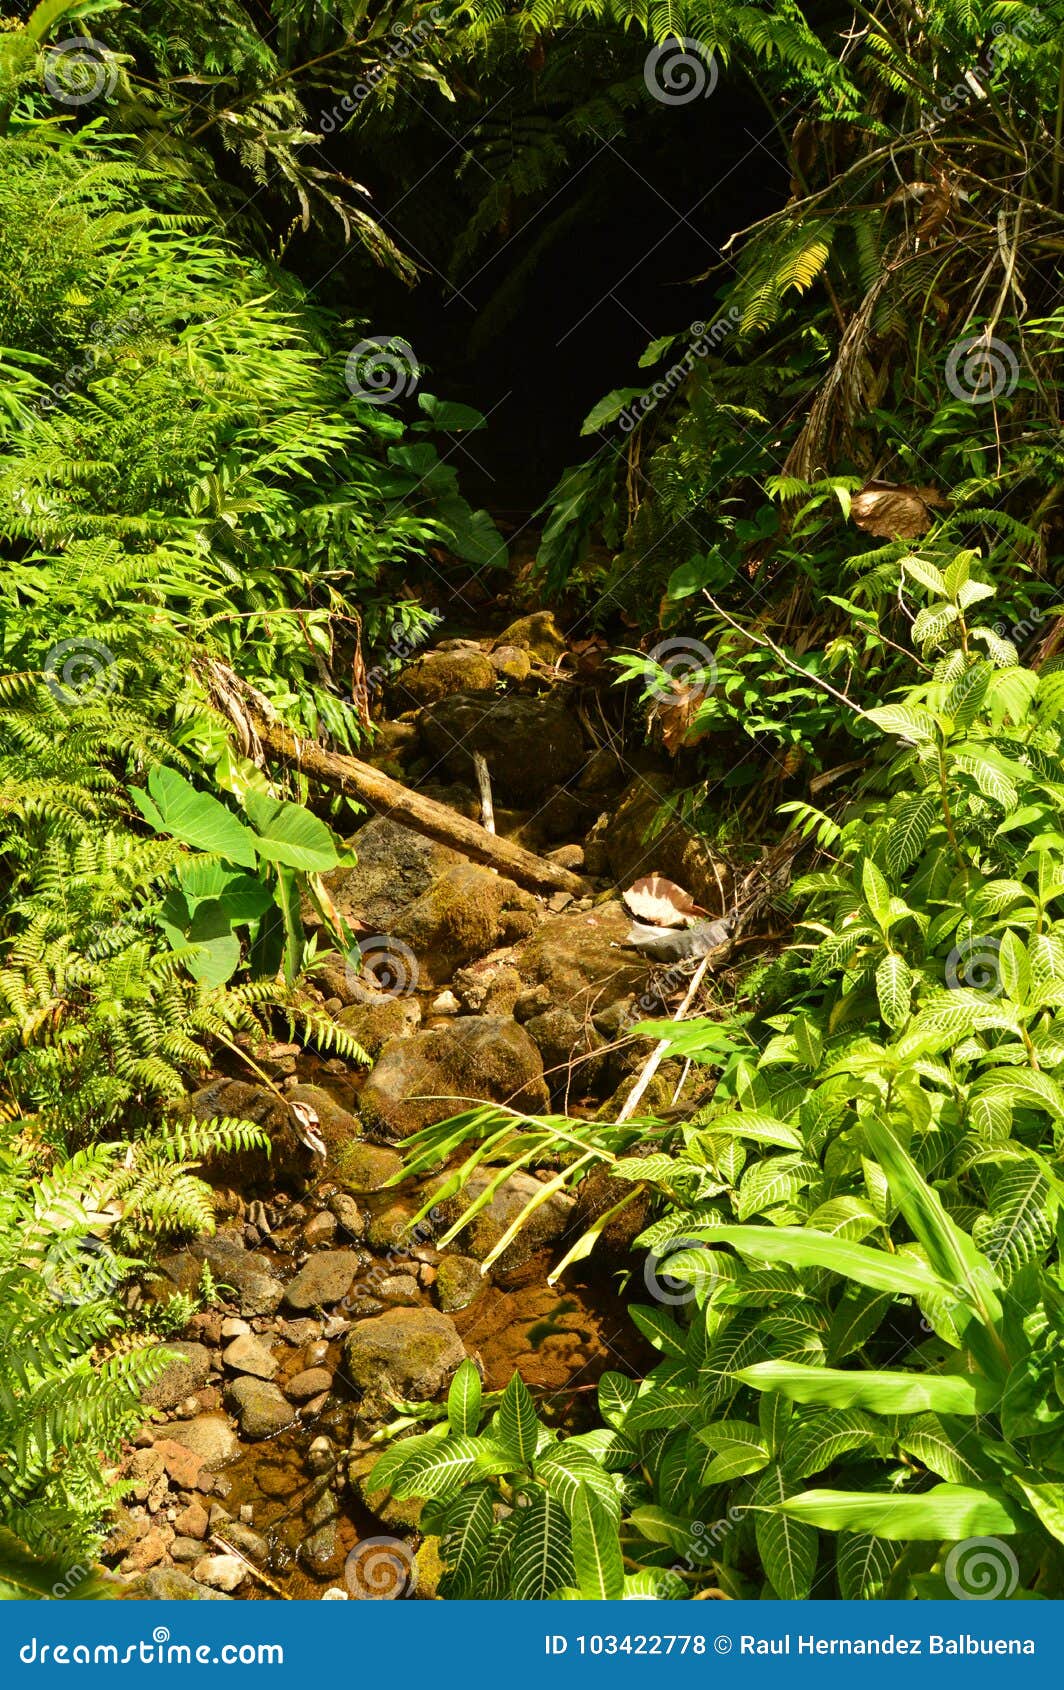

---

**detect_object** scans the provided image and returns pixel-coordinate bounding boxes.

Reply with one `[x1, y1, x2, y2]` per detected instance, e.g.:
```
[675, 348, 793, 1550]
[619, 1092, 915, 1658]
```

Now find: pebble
[286, 1366, 333, 1402]
[302, 1339, 329, 1368]
[303, 1211, 337, 1248]
[221, 1317, 251, 1339]
[307, 1436, 335, 1475]
[194, 1555, 246, 1593]
[430, 989, 461, 1014]
[321, 1588, 348, 1600]
[221, 1333, 278, 1381]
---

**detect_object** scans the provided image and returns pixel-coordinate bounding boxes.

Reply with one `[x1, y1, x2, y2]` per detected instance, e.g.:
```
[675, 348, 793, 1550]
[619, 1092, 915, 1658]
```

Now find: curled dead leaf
[289, 1100, 326, 1157]
[622, 873, 709, 928]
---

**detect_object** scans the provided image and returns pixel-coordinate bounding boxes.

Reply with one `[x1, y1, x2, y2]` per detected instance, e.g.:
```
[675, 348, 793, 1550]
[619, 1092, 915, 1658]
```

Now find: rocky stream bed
[110, 611, 731, 1601]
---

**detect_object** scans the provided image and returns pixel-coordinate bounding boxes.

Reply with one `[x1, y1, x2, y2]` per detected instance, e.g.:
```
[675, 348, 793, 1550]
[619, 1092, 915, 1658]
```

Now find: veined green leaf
[777, 1484, 1025, 1540]
[738, 1360, 996, 1416]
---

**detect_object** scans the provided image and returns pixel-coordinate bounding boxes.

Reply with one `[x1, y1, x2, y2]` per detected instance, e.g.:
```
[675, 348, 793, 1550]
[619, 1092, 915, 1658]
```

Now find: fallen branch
[203, 660, 586, 897]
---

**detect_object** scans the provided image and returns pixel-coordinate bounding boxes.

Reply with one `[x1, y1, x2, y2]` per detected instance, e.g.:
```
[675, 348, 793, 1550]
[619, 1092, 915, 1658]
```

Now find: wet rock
[155, 1414, 240, 1471]
[329, 1193, 366, 1240]
[336, 1141, 403, 1192]
[489, 644, 531, 682]
[359, 1016, 548, 1139]
[307, 1436, 336, 1476]
[152, 1438, 208, 1491]
[217, 1522, 269, 1564]
[283, 1249, 366, 1311]
[419, 693, 585, 801]
[430, 988, 461, 1014]
[440, 1169, 576, 1275]
[125, 1450, 167, 1511]
[516, 899, 643, 1020]
[174, 1236, 285, 1318]
[220, 1317, 251, 1340]
[302, 1339, 330, 1368]
[299, 1523, 343, 1579]
[171, 1537, 203, 1565]
[320, 818, 463, 934]
[221, 1333, 278, 1381]
[378, 1274, 419, 1304]
[194, 1555, 246, 1593]
[343, 1308, 465, 1404]
[224, 1377, 296, 1441]
[435, 1255, 485, 1313]
[142, 1343, 213, 1412]
[394, 647, 496, 706]
[304, 1210, 337, 1248]
[174, 1501, 209, 1540]
[337, 996, 420, 1056]
[132, 1567, 232, 1600]
[286, 1366, 333, 1401]
[492, 611, 566, 664]
[603, 773, 732, 909]
[392, 863, 535, 987]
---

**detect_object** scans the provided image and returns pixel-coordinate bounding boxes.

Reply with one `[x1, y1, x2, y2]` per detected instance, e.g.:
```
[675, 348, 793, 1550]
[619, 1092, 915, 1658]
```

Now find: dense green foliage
[3, 0, 1064, 1602]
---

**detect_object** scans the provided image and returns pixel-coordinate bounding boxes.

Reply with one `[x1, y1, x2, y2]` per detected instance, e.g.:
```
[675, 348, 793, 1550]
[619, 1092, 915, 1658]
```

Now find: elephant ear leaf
[241, 789, 343, 872]
[136, 766, 258, 867]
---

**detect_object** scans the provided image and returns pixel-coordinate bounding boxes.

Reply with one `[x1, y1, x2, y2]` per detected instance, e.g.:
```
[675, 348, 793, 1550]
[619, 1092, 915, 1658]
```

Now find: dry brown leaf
[850, 480, 949, 540]
[651, 678, 710, 754]
[622, 874, 709, 928]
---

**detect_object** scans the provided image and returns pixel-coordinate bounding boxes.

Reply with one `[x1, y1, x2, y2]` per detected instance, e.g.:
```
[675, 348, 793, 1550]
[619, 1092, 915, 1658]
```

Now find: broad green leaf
[570, 1483, 624, 1600]
[781, 1409, 882, 1480]
[712, 1225, 946, 1298]
[447, 1358, 482, 1438]
[777, 1484, 1025, 1540]
[510, 1492, 573, 1599]
[754, 1463, 817, 1598]
[436, 1484, 495, 1598]
[496, 1372, 540, 1466]
[875, 953, 912, 1029]
[898, 1414, 984, 1484]
[836, 1532, 896, 1600]
[242, 789, 342, 872]
[886, 793, 938, 875]
[390, 1435, 491, 1499]
[137, 766, 258, 867]
[739, 1360, 996, 1416]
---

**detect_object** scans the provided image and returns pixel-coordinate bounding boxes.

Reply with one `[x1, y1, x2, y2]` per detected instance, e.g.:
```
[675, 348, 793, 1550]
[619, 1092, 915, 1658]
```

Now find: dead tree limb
[203, 661, 586, 898]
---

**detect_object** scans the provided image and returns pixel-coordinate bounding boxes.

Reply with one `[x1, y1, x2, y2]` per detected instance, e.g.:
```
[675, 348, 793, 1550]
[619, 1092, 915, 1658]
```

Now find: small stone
[338, 1141, 403, 1192]
[329, 1193, 366, 1241]
[125, 1450, 167, 1511]
[152, 1439, 207, 1491]
[322, 1314, 351, 1339]
[378, 1274, 419, 1304]
[435, 1255, 485, 1313]
[343, 1307, 465, 1405]
[120, 1525, 173, 1574]
[302, 1392, 330, 1416]
[142, 1343, 214, 1412]
[321, 1588, 348, 1600]
[303, 1211, 337, 1248]
[283, 1250, 366, 1311]
[224, 1377, 296, 1441]
[222, 1333, 278, 1381]
[430, 989, 461, 1015]
[220, 1317, 251, 1340]
[134, 1567, 232, 1601]
[218, 1521, 269, 1563]
[239, 1504, 254, 1524]
[547, 890, 573, 913]
[159, 1415, 241, 1471]
[286, 1367, 333, 1402]
[194, 1555, 246, 1593]
[306, 1436, 335, 1476]
[546, 843, 585, 870]
[175, 1395, 201, 1420]
[174, 1501, 209, 1540]
[302, 1339, 330, 1368]
[299, 1523, 343, 1579]
[280, 1318, 322, 1346]
[171, 1537, 203, 1565]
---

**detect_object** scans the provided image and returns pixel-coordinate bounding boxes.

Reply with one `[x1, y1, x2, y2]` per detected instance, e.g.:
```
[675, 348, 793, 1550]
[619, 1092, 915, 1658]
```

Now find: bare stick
[473, 751, 496, 835]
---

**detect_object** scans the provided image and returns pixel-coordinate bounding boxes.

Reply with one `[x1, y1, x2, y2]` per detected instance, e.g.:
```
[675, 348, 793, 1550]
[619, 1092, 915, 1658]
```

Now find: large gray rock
[129, 1567, 232, 1600]
[358, 1016, 549, 1139]
[418, 693, 586, 801]
[224, 1377, 296, 1440]
[283, 1250, 367, 1311]
[344, 1308, 465, 1406]
[156, 1235, 284, 1318]
[142, 1343, 213, 1411]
